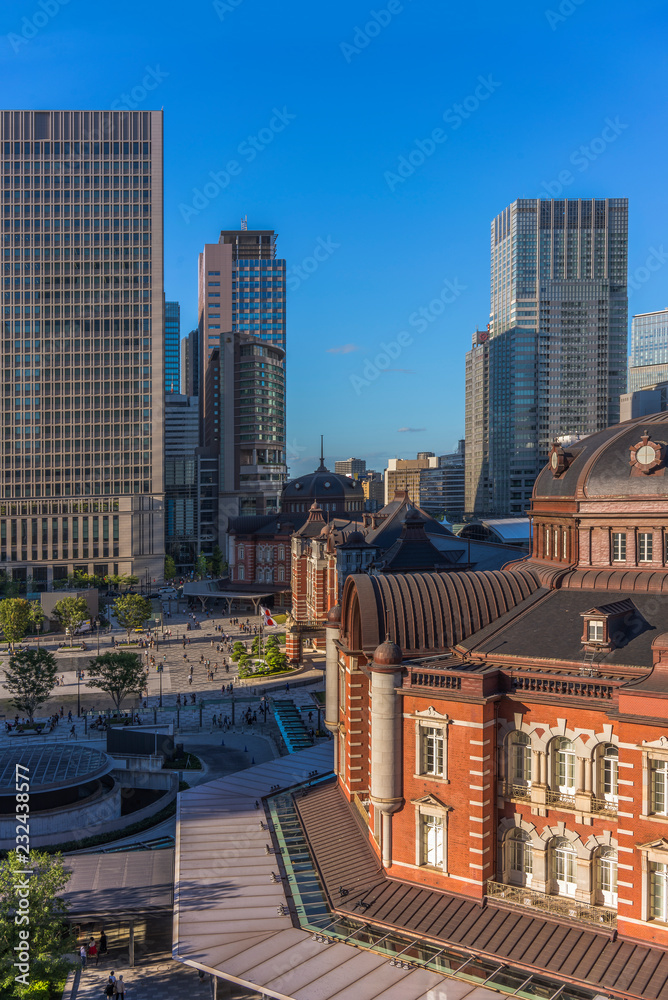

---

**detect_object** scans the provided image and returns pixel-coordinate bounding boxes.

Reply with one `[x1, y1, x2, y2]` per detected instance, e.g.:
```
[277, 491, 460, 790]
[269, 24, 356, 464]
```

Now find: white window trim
[413, 797, 451, 873]
[412, 709, 450, 783]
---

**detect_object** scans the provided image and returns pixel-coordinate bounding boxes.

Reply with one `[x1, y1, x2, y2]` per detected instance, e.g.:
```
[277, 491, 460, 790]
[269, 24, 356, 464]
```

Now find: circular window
[324, 481, 331, 488]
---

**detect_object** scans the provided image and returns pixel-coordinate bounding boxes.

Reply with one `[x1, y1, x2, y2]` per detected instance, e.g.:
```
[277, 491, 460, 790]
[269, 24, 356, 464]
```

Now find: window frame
[639, 531, 653, 563]
[612, 531, 626, 562]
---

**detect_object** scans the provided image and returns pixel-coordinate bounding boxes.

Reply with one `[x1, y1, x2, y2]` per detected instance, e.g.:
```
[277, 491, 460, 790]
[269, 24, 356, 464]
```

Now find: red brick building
[324, 413, 668, 964]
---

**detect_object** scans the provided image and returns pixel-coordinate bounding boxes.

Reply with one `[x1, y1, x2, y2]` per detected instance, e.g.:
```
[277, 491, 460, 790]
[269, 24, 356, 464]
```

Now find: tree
[106, 573, 139, 593]
[164, 555, 177, 581]
[3, 648, 58, 722]
[208, 545, 224, 577]
[113, 594, 153, 641]
[28, 600, 45, 636]
[195, 552, 208, 579]
[51, 595, 89, 647]
[0, 598, 32, 651]
[0, 850, 75, 998]
[85, 651, 148, 713]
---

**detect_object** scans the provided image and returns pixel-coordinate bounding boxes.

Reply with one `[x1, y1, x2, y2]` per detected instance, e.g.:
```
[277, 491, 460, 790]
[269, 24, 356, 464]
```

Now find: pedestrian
[79, 944, 87, 969]
[99, 928, 107, 957]
[88, 938, 97, 965]
[105, 973, 116, 998]
[116, 974, 126, 999]
[69, 725, 76, 738]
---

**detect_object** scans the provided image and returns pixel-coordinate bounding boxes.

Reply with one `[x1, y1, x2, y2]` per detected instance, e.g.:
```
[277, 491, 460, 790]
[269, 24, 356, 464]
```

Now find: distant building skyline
[165, 299, 180, 394]
[628, 307, 668, 392]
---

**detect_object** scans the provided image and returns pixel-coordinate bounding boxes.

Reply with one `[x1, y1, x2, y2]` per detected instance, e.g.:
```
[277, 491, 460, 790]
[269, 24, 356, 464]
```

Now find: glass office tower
[628, 308, 668, 391]
[466, 198, 628, 515]
[0, 109, 164, 590]
[164, 299, 180, 393]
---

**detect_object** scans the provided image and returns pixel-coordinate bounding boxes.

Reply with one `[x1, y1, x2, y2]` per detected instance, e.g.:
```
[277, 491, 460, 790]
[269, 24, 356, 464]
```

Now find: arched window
[238, 565, 245, 581]
[278, 545, 285, 560]
[278, 566, 285, 582]
[553, 738, 575, 794]
[238, 545, 245, 560]
[596, 847, 618, 908]
[508, 732, 532, 787]
[598, 744, 618, 803]
[507, 829, 533, 886]
[551, 837, 577, 897]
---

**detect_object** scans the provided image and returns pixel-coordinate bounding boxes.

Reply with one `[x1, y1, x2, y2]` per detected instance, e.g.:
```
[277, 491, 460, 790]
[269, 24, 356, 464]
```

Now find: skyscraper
[335, 458, 366, 478]
[464, 327, 490, 513]
[628, 308, 668, 391]
[0, 109, 165, 589]
[467, 198, 628, 514]
[164, 299, 180, 393]
[180, 328, 199, 397]
[198, 227, 287, 530]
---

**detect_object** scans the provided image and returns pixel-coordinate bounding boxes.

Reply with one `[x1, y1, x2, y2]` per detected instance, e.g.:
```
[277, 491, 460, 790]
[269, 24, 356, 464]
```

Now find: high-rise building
[198, 227, 287, 534]
[362, 471, 384, 510]
[0, 109, 164, 590]
[164, 300, 180, 393]
[164, 392, 199, 573]
[383, 449, 464, 519]
[467, 198, 628, 515]
[180, 328, 199, 397]
[628, 308, 668, 391]
[465, 327, 491, 513]
[335, 458, 366, 478]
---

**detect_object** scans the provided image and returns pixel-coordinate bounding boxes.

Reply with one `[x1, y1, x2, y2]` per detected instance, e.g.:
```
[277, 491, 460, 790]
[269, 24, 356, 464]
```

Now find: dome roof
[327, 603, 342, 623]
[372, 637, 403, 667]
[534, 412, 668, 502]
[282, 469, 362, 501]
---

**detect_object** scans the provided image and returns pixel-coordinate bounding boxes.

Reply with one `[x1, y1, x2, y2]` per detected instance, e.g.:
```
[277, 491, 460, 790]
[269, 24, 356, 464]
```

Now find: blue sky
[4, 0, 668, 477]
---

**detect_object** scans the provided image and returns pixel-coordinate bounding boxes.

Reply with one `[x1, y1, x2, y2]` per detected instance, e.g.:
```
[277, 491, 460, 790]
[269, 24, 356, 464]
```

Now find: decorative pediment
[642, 736, 668, 749]
[413, 706, 450, 721]
[411, 793, 452, 811]
[637, 838, 668, 854]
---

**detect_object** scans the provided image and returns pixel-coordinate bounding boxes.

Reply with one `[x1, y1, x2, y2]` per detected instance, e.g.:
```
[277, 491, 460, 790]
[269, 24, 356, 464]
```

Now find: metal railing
[592, 796, 618, 816]
[487, 881, 616, 928]
[503, 782, 532, 801]
[547, 789, 577, 808]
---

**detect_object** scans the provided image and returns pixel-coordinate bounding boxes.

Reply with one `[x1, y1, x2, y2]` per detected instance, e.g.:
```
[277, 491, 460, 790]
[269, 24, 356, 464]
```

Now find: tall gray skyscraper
[198, 227, 287, 531]
[466, 198, 628, 514]
[0, 109, 165, 589]
[180, 328, 199, 396]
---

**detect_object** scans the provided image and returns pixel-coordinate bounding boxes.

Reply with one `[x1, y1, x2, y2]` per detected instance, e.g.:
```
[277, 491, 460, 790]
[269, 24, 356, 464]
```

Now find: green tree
[51, 595, 89, 647]
[208, 545, 224, 576]
[86, 650, 148, 714]
[4, 649, 58, 722]
[28, 600, 45, 637]
[0, 850, 75, 998]
[0, 598, 32, 651]
[106, 573, 139, 593]
[164, 554, 177, 581]
[113, 594, 153, 642]
[195, 552, 208, 579]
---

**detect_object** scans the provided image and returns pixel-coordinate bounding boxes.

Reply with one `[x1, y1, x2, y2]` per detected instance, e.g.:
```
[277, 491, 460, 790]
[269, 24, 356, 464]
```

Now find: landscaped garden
[233, 633, 292, 679]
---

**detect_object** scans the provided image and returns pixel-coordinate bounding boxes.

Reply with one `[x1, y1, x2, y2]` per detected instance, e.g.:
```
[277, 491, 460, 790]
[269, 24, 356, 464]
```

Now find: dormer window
[588, 620, 604, 642]
[581, 599, 636, 650]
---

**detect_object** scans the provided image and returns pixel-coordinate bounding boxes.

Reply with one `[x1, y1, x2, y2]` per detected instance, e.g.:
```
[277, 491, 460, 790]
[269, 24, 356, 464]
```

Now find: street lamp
[96, 619, 100, 655]
[76, 669, 84, 718]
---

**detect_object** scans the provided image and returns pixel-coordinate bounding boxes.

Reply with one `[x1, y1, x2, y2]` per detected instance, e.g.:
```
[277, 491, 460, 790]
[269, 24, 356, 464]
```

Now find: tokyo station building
[311, 411, 668, 997]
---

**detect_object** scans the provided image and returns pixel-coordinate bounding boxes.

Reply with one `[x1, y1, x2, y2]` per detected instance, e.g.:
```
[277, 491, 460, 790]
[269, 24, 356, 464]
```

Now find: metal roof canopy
[62, 848, 174, 920]
[0, 743, 113, 795]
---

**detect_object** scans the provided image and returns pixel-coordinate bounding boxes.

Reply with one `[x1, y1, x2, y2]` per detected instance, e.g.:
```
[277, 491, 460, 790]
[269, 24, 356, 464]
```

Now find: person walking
[87, 938, 97, 965]
[99, 928, 107, 958]
[115, 974, 126, 999]
[105, 972, 116, 998]
[79, 943, 87, 970]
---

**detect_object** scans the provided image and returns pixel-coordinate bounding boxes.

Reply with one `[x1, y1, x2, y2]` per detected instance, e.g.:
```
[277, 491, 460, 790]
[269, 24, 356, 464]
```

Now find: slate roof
[228, 513, 308, 536]
[462, 589, 662, 668]
[296, 781, 668, 1000]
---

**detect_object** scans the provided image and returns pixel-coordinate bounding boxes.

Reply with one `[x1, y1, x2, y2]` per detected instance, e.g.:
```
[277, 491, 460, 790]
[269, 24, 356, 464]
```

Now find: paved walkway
[72, 957, 260, 998]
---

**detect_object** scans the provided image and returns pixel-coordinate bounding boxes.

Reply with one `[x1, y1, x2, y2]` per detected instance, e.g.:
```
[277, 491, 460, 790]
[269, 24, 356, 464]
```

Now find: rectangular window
[639, 532, 653, 562]
[612, 532, 626, 562]
[562, 531, 567, 559]
[545, 527, 550, 557]
[82, 518, 89, 542]
[422, 726, 445, 776]
[72, 518, 79, 542]
[112, 515, 119, 542]
[651, 759, 668, 815]
[421, 814, 444, 868]
[588, 620, 604, 642]
[651, 862, 668, 921]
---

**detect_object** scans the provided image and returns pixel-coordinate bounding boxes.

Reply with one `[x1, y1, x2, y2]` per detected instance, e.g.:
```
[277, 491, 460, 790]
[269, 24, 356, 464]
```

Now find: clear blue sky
[4, 0, 667, 477]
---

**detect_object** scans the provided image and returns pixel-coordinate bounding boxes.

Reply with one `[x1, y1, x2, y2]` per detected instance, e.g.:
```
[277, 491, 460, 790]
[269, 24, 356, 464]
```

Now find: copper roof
[342, 566, 541, 655]
[296, 781, 668, 1000]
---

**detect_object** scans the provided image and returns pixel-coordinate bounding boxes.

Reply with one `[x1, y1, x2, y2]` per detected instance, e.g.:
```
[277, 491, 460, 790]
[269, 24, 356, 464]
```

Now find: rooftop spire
[316, 435, 328, 472]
